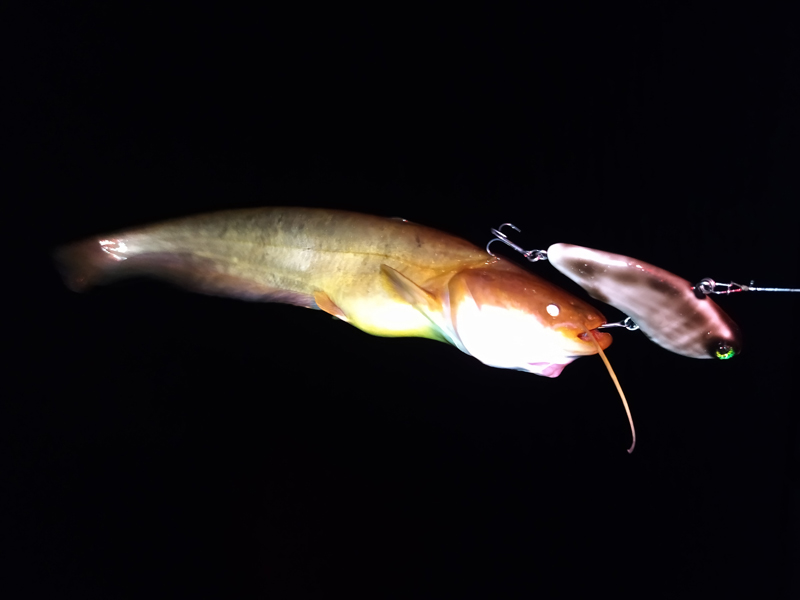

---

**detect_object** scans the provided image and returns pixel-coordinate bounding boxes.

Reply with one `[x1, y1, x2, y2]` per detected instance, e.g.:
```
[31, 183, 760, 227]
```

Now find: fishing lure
[547, 243, 743, 360]
[486, 223, 798, 360]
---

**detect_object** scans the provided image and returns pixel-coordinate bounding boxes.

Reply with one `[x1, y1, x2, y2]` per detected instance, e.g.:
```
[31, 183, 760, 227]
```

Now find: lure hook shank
[598, 316, 640, 331]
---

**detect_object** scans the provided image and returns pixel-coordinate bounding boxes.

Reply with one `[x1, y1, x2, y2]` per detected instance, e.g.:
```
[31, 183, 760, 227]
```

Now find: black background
[5, 4, 799, 598]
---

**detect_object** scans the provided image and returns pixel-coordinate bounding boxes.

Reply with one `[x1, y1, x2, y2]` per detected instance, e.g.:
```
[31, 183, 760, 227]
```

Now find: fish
[55, 207, 614, 378]
[547, 243, 743, 360]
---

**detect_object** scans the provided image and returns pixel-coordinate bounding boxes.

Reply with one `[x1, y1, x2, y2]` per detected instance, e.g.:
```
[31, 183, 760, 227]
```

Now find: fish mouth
[577, 328, 613, 352]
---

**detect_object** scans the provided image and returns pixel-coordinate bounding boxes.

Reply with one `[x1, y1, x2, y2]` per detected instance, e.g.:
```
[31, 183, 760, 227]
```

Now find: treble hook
[486, 223, 548, 262]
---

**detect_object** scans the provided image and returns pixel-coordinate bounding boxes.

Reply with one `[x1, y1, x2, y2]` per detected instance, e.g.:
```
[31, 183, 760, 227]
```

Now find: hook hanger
[486, 223, 548, 262]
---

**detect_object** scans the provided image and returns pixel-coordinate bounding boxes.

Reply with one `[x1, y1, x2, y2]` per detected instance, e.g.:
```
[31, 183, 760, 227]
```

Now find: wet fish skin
[56, 207, 612, 376]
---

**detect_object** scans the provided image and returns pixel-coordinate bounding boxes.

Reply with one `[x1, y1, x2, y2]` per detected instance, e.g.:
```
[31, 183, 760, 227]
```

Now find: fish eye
[714, 343, 735, 360]
[546, 303, 560, 317]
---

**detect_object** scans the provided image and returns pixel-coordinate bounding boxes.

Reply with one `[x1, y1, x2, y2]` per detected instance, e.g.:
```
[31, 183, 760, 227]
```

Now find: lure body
[547, 243, 742, 359]
[56, 208, 612, 377]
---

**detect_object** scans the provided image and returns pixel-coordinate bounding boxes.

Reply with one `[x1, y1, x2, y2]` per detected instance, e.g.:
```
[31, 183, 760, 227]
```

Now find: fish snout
[559, 326, 612, 355]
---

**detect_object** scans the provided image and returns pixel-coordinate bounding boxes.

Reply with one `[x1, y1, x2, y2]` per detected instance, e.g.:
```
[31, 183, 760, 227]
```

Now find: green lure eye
[715, 346, 735, 360]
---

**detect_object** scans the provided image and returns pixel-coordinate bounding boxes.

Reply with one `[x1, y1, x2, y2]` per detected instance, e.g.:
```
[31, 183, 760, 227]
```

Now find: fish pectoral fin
[380, 264, 457, 345]
[380, 265, 438, 311]
[313, 291, 349, 322]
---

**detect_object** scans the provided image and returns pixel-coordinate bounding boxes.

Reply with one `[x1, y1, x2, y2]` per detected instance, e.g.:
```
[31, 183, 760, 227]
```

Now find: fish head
[446, 265, 612, 377]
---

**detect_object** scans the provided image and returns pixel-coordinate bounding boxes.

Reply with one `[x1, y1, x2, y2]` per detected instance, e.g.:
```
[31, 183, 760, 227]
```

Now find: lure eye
[715, 344, 736, 360]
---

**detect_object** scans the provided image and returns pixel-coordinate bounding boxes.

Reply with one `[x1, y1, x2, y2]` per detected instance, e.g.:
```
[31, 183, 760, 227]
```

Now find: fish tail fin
[53, 237, 122, 292]
[53, 236, 320, 307]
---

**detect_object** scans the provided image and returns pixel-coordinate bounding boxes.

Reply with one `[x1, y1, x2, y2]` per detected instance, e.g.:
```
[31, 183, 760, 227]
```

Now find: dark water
[5, 5, 798, 598]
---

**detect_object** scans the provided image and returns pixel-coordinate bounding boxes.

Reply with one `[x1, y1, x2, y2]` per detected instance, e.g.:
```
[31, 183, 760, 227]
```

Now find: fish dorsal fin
[380, 265, 438, 310]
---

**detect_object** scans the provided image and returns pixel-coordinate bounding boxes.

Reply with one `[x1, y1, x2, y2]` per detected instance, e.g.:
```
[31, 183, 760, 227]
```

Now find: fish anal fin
[313, 291, 349, 322]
